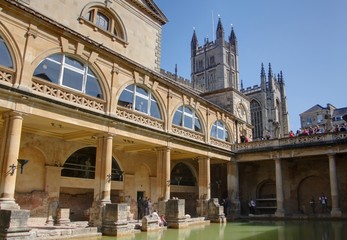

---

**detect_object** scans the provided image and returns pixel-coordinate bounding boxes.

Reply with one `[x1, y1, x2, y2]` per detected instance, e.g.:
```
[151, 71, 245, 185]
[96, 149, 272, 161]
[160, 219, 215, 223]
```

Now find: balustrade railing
[232, 132, 347, 152]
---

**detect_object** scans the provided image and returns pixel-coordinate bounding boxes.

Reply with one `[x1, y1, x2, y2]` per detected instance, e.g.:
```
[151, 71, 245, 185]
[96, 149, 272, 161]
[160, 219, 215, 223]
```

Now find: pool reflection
[101, 220, 347, 240]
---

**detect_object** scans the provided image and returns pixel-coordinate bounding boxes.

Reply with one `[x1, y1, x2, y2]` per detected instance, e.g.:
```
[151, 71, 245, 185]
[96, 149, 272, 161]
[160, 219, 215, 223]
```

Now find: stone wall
[239, 154, 347, 215]
[15, 191, 49, 218]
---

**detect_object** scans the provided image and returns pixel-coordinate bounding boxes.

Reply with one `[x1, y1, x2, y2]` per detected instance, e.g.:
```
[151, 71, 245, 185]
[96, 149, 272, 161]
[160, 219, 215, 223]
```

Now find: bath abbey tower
[190, 18, 290, 140]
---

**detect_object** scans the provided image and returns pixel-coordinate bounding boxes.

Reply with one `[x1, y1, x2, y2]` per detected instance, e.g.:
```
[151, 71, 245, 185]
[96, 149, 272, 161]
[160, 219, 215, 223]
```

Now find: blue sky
[155, 0, 347, 132]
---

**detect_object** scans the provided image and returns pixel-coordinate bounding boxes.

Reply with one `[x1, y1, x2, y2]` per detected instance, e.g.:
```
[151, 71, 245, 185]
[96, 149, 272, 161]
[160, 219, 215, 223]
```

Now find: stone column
[156, 147, 171, 201]
[274, 158, 285, 217]
[0, 112, 23, 209]
[94, 134, 113, 204]
[227, 158, 240, 217]
[45, 166, 63, 225]
[89, 134, 113, 227]
[198, 157, 210, 200]
[328, 154, 342, 217]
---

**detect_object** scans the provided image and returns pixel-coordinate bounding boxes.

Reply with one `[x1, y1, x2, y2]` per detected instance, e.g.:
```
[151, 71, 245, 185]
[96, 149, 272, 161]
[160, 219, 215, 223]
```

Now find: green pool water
[101, 220, 347, 240]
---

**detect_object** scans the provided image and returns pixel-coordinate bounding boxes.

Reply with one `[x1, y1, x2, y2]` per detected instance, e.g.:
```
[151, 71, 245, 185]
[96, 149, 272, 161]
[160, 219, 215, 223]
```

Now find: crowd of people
[291, 123, 346, 137]
[240, 122, 346, 143]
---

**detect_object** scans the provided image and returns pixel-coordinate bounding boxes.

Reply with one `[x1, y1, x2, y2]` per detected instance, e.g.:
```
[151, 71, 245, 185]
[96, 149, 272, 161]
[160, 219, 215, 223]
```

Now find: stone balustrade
[232, 132, 347, 153]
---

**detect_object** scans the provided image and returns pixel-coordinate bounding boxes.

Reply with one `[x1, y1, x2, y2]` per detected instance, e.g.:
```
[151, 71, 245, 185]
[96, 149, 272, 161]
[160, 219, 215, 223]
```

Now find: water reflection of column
[274, 158, 285, 217]
[328, 153, 342, 217]
[277, 225, 285, 240]
[198, 157, 210, 200]
[332, 222, 342, 240]
[227, 158, 240, 215]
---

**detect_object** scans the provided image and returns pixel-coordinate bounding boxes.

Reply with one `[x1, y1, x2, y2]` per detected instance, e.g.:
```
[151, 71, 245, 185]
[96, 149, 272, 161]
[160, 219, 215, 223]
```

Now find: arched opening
[61, 147, 122, 180]
[60, 147, 123, 221]
[172, 105, 202, 133]
[33, 53, 104, 99]
[297, 176, 330, 214]
[211, 120, 230, 142]
[170, 162, 198, 217]
[256, 179, 276, 214]
[117, 84, 162, 120]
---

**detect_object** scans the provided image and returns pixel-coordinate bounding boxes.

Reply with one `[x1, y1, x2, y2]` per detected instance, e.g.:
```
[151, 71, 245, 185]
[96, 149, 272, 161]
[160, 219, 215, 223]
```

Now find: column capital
[96, 133, 115, 139]
[154, 147, 171, 153]
[327, 152, 336, 157]
[195, 156, 210, 161]
[2, 111, 24, 120]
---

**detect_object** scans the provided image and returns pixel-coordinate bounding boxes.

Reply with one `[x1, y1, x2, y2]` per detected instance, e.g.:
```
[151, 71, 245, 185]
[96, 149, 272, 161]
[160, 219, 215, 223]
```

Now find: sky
[155, 0, 347, 132]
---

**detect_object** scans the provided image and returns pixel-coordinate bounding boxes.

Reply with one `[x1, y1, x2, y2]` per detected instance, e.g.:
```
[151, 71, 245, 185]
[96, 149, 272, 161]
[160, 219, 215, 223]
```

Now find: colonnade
[273, 155, 342, 217]
[0, 110, 343, 219]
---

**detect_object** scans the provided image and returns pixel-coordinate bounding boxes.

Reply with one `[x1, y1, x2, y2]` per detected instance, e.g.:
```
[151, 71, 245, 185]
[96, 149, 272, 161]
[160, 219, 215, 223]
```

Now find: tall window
[251, 100, 263, 140]
[118, 84, 161, 119]
[211, 120, 230, 142]
[173, 105, 202, 132]
[0, 36, 13, 68]
[34, 54, 103, 98]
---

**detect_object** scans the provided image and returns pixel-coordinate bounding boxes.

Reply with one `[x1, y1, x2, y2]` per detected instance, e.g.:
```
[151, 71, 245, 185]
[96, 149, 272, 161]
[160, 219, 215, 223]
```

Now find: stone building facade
[300, 103, 347, 133]
[0, 0, 346, 233]
[0, 0, 250, 225]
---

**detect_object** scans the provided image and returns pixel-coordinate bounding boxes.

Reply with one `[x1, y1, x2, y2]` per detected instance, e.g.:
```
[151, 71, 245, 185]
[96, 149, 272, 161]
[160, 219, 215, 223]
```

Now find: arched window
[173, 105, 202, 132]
[0, 36, 13, 68]
[33, 54, 103, 98]
[170, 162, 196, 186]
[83, 7, 125, 40]
[61, 147, 123, 181]
[250, 100, 263, 140]
[118, 84, 162, 119]
[211, 120, 230, 142]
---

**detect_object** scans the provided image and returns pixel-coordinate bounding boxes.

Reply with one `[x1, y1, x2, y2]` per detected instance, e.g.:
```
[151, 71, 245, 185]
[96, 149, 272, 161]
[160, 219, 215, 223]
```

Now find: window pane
[62, 68, 83, 91]
[86, 10, 93, 21]
[135, 95, 148, 114]
[34, 58, 61, 84]
[0, 37, 13, 68]
[217, 127, 224, 139]
[96, 12, 109, 31]
[194, 116, 202, 132]
[86, 74, 102, 98]
[118, 87, 133, 108]
[150, 99, 161, 119]
[184, 107, 193, 115]
[65, 56, 84, 71]
[173, 107, 183, 126]
[136, 86, 148, 97]
[211, 124, 217, 138]
[225, 131, 230, 142]
[184, 114, 193, 129]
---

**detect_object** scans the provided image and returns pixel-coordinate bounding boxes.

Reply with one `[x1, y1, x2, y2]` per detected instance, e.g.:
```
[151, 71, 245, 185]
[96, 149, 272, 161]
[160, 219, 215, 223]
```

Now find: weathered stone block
[0, 209, 31, 239]
[141, 214, 161, 231]
[102, 203, 133, 236]
[55, 208, 70, 225]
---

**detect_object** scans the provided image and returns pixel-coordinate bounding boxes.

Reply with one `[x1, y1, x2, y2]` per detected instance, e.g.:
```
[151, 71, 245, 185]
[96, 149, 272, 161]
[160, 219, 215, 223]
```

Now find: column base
[274, 208, 285, 217]
[330, 208, 342, 217]
[0, 200, 20, 210]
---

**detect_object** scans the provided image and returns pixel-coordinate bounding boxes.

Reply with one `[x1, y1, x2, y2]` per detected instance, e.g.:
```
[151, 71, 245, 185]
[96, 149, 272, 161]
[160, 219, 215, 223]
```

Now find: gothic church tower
[191, 18, 240, 92]
[191, 18, 289, 140]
